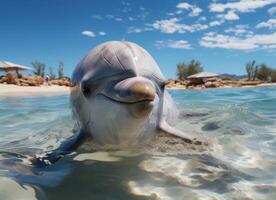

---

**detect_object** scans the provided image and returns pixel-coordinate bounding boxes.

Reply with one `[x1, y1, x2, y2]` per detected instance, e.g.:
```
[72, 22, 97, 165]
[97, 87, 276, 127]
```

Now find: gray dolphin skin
[32, 41, 200, 166]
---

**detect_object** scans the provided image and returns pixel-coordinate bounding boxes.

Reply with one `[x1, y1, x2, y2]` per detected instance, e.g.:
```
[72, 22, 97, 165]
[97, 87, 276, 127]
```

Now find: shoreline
[166, 82, 276, 90]
[0, 82, 276, 97]
[0, 84, 70, 97]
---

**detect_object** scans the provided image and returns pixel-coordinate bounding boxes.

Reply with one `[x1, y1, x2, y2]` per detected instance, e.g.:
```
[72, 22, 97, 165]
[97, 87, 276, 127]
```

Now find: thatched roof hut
[0, 60, 32, 74]
[187, 72, 219, 84]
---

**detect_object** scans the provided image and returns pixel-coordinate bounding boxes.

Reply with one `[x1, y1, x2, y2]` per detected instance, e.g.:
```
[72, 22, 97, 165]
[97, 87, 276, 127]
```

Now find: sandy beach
[0, 84, 70, 97]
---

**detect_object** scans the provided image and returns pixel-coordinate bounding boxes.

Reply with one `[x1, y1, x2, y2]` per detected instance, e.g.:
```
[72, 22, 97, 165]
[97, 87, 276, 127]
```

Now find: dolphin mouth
[99, 77, 156, 104]
[99, 93, 155, 104]
[99, 93, 155, 118]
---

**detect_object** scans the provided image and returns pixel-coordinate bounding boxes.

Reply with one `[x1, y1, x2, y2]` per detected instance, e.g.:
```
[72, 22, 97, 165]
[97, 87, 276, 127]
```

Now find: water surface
[0, 86, 276, 199]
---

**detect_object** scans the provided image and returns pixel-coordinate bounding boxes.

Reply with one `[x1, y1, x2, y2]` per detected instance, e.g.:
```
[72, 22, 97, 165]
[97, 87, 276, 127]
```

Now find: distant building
[187, 72, 220, 84]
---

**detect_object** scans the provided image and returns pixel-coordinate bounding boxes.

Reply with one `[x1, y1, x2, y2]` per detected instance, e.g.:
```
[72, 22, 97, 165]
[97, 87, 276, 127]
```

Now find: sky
[0, 0, 275, 79]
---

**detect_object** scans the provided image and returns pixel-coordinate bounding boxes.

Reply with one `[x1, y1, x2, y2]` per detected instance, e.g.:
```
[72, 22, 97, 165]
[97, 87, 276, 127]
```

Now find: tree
[176, 59, 203, 80]
[246, 60, 258, 81]
[271, 70, 276, 82]
[32, 61, 45, 77]
[177, 62, 188, 80]
[58, 61, 64, 79]
[49, 66, 56, 80]
[256, 64, 272, 81]
[253, 65, 259, 81]
[186, 59, 203, 77]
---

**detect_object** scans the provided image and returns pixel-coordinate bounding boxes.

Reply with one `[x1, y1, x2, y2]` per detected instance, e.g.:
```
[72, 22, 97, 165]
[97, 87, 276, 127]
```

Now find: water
[0, 86, 276, 200]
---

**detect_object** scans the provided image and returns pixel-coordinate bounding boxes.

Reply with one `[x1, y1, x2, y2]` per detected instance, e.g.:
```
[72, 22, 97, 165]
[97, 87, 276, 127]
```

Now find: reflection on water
[0, 86, 276, 199]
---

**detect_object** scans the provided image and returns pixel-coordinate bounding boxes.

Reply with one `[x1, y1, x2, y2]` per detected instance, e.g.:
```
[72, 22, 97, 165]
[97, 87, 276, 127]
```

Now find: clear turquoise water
[0, 86, 276, 200]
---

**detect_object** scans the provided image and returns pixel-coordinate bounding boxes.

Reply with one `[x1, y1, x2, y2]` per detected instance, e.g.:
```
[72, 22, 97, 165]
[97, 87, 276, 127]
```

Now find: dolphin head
[70, 41, 166, 145]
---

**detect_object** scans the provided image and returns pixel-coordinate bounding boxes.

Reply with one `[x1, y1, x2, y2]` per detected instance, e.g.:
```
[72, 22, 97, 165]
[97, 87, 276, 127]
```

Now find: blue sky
[0, 0, 275, 78]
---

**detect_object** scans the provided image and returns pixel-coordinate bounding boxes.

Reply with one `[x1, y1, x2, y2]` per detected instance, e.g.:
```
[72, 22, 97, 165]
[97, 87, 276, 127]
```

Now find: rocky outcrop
[165, 78, 268, 89]
[204, 78, 223, 88]
[0, 73, 71, 87]
[0, 73, 44, 86]
[49, 77, 71, 87]
[165, 79, 188, 88]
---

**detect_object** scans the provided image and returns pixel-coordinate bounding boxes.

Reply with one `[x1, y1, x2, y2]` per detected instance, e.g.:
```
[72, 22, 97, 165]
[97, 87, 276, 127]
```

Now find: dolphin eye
[81, 84, 91, 97]
[160, 81, 165, 89]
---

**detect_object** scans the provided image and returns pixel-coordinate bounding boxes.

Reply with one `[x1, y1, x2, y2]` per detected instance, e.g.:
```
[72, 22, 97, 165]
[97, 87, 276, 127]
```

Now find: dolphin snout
[101, 77, 155, 103]
[121, 78, 155, 103]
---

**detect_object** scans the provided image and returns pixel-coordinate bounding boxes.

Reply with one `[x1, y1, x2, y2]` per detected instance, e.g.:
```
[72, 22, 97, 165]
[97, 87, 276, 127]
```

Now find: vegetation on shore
[245, 60, 276, 82]
[167, 59, 276, 89]
[32, 61, 65, 80]
[177, 60, 203, 80]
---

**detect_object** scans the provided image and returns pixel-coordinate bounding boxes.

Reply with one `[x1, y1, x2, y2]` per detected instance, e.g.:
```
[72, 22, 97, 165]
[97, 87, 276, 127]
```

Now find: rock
[187, 78, 203, 85]
[5, 73, 18, 84]
[0, 76, 7, 84]
[205, 81, 221, 88]
[165, 79, 187, 88]
[202, 122, 220, 131]
[21, 83, 30, 86]
[14, 79, 20, 86]
[22, 75, 34, 81]
[34, 76, 44, 85]
[49, 79, 71, 87]
[205, 77, 221, 82]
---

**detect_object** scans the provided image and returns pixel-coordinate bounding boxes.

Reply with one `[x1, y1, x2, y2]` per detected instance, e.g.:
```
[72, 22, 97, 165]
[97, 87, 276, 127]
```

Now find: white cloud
[225, 25, 253, 36]
[209, 20, 223, 26]
[136, 12, 149, 21]
[81, 31, 96, 37]
[200, 32, 276, 50]
[198, 16, 207, 21]
[209, 0, 276, 13]
[176, 2, 202, 17]
[268, 6, 276, 15]
[92, 14, 124, 22]
[190, 7, 203, 17]
[140, 7, 146, 11]
[176, 2, 192, 10]
[151, 18, 182, 33]
[167, 12, 175, 16]
[115, 17, 123, 21]
[105, 14, 114, 19]
[224, 11, 240, 20]
[99, 32, 106, 36]
[255, 19, 276, 29]
[155, 40, 191, 49]
[127, 27, 143, 33]
[151, 18, 208, 34]
[122, 1, 131, 13]
[128, 17, 135, 21]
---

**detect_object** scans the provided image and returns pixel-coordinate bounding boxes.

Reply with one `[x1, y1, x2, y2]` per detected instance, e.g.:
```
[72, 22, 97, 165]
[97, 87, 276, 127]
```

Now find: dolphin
[32, 41, 201, 166]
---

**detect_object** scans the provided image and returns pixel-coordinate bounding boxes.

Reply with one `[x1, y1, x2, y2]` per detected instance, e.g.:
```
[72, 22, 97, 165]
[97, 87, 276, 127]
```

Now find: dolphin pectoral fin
[156, 86, 203, 145]
[31, 129, 88, 167]
[158, 121, 203, 145]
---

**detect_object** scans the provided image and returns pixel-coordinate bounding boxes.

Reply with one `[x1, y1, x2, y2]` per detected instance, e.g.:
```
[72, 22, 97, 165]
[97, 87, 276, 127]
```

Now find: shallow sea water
[0, 86, 276, 200]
